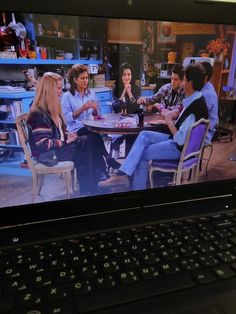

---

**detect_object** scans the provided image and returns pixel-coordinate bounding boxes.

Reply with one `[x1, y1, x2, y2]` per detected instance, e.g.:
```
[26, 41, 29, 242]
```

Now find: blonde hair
[30, 72, 64, 127]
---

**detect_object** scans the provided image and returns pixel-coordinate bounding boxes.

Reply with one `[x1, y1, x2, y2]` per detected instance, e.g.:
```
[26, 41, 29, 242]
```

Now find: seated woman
[27, 71, 81, 189]
[111, 62, 141, 156]
[61, 64, 120, 194]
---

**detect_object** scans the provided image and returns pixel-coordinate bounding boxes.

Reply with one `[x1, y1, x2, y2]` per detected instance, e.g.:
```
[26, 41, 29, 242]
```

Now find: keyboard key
[160, 262, 181, 275]
[193, 269, 216, 284]
[199, 255, 219, 267]
[180, 258, 200, 271]
[217, 251, 236, 263]
[44, 285, 68, 301]
[17, 290, 42, 308]
[4, 278, 28, 294]
[79, 264, 99, 278]
[141, 252, 160, 265]
[139, 266, 160, 280]
[72, 280, 92, 295]
[212, 264, 236, 279]
[121, 256, 140, 269]
[119, 271, 140, 285]
[46, 300, 75, 314]
[101, 261, 120, 273]
[95, 275, 117, 290]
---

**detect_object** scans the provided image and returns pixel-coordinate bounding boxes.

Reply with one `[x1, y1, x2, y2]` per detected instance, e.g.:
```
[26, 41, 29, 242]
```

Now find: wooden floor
[1, 128, 236, 208]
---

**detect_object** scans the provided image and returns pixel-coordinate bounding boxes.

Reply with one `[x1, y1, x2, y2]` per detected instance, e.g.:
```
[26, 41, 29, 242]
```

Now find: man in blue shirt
[201, 61, 219, 144]
[98, 63, 208, 190]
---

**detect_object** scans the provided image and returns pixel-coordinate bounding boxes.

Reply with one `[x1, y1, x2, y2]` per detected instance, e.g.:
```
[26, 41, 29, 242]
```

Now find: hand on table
[137, 97, 147, 105]
[161, 109, 179, 119]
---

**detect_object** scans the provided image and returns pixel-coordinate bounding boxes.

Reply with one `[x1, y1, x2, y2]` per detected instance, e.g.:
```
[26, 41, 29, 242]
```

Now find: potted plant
[206, 38, 230, 63]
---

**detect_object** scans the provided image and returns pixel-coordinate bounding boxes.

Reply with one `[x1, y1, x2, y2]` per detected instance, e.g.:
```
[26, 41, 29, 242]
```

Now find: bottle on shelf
[141, 70, 146, 87]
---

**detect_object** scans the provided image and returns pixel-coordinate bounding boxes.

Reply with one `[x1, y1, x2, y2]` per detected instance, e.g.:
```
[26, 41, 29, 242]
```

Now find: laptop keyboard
[1, 212, 236, 313]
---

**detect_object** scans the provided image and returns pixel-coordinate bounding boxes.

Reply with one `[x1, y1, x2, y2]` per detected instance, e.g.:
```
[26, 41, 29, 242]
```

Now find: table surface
[82, 113, 167, 135]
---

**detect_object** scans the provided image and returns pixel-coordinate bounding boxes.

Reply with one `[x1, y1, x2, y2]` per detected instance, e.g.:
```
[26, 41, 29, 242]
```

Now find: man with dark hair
[137, 63, 185, 112]
[99, 63, 208, 190]
[201, 61, 218, 144]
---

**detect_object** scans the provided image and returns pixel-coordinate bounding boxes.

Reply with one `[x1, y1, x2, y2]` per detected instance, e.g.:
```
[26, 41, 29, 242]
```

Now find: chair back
[15, 113, 35, 172]
[180, 118, 210, 170]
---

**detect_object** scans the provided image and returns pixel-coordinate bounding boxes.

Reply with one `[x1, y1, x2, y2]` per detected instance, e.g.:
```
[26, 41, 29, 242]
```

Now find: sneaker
[98, 174, 129, 187]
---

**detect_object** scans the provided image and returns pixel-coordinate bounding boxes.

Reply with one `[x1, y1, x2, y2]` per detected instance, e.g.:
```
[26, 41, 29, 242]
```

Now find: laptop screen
[0, 7, 236, 215]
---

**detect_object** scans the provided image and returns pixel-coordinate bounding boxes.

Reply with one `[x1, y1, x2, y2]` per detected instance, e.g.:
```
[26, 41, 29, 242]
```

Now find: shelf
[0, 59, 102, 65]
[0, 92, 35, 99]
[36, 35, 77, 41]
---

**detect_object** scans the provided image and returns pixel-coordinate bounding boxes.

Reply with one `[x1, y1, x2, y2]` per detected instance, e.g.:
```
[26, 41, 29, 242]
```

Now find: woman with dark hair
[112, 62, 141, 114]
[61, 64, 119, 195]
[111, 62, 141, 156]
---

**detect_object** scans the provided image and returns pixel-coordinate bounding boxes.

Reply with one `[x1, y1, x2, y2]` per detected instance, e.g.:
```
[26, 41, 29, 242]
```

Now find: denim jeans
[120, 130, 181, 190]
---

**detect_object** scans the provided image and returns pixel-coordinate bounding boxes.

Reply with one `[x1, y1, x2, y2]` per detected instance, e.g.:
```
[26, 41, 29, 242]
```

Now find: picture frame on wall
[157, 21, 176, 44]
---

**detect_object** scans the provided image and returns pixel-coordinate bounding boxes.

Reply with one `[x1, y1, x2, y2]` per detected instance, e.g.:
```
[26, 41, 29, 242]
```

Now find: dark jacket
[175, 95, 208, 130]
[154, 95, 208, 135]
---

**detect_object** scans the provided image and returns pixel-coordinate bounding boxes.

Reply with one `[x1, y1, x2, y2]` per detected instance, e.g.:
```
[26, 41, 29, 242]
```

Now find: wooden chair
[149, 119, 210, 187]
[16, 113, 75, 202]
[200, 142, 213, 176]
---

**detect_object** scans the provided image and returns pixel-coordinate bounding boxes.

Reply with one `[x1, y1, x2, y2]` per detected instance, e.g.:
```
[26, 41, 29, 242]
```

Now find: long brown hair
[67, 64, 89, 95]
[30, 72, 64, 127]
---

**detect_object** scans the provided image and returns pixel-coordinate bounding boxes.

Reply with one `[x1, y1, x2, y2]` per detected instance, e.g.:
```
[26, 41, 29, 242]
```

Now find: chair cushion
[151, 157, 198, 170]
[183, 157, 198, 168]
[151, 159, 179, 170]
[34, 161, 74, 174]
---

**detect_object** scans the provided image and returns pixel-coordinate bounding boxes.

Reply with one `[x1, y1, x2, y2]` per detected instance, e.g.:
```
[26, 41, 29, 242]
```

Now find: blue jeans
[120, 131, 181, 190]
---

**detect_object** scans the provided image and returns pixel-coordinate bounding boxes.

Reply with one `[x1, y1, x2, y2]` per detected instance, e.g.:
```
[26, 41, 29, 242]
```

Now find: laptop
[1, 0, 236, 313]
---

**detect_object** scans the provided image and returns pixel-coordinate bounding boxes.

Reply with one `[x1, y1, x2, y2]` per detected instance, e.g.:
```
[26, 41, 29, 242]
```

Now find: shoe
[98, 174, 129, 188]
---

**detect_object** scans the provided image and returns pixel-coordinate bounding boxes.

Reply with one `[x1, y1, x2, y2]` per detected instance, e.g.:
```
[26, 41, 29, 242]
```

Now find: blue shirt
[201, 81, 218, 144]
[61, 89, 98, 132]
[173, 91, 202, 146]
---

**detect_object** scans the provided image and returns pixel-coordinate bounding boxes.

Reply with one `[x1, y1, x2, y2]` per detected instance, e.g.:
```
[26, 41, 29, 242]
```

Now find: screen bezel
[0, 0, 236, 229]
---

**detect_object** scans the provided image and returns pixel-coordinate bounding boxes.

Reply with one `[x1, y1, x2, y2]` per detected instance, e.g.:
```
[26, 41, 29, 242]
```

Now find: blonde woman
[27, 72, 81, 191]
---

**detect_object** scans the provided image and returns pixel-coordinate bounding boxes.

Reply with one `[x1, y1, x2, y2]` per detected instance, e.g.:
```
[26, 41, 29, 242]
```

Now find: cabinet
[212, 31, 236, 98]
[0, 92, 34, 148]
[107, 19, 143, 44]
[0, 13, 104, 65]
[0, 92, 34, 175]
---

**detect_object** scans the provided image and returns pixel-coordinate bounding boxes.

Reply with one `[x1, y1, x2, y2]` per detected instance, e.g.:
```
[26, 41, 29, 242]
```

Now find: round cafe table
[82, 113, 167, 135]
